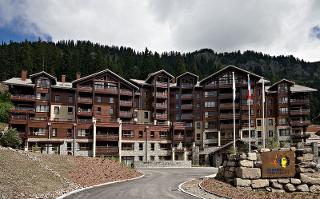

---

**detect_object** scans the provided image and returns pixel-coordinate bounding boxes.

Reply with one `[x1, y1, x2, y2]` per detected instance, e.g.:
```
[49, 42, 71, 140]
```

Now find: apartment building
[3, 65, 317, 164]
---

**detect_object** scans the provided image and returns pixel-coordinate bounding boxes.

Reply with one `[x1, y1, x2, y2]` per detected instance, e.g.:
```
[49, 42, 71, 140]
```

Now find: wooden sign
[261, 151, 295, 178]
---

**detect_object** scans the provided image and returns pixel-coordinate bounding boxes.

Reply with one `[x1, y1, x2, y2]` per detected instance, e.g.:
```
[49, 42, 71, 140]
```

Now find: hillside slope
[0, 147, 141, 199]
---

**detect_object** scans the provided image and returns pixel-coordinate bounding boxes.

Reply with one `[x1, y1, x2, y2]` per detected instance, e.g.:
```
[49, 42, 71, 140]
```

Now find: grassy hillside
[0, 147, 141, 199]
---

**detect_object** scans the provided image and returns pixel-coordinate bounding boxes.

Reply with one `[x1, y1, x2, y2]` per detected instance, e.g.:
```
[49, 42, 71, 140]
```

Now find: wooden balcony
[155, 92, 168, 99]
[78, 97, 93, 104]
[120, 89, 133, 96]
[290, 120, 311, 127]
[181, 94, 193, 100]
[181, 104, 193, 110]
[95, 146, 119, 155]
[11, 95, 35, 102]
[11, 107, 35, 114]
[220, 123, 240, 129]
[155, 81, 168, 88]
[220, 113, 240, 120]
[78, 86, 93, 93]
[290, 99, 309, 106]
[290, 109, 310, 116]
[10, 115, 28, 124]
[219, 93, 239, 99]
[119, 100, 132, 107]
[173, 122, 185, 130]
[155, 114, 167, 120]
[181, 114, 193, 120]
[78, 118, 93, 123]
[94, 87, 118, 94]
[153, 103, 167, 109]
[220, 103, 240, 109]
[78, 110, 93, 116]
[173, 135, 184, 141]
[119, 111, 132, 118]
[204, 84, 218, 89]
[181, 83, 194, 89]
[96, 134, 119, 141]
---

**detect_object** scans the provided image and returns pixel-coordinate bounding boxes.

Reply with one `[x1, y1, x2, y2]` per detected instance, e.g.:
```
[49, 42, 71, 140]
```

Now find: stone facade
[216, 143, 320, 193]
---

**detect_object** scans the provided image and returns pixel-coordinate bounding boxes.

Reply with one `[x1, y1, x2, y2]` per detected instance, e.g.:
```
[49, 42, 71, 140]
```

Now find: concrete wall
[50, 105, 75, 121]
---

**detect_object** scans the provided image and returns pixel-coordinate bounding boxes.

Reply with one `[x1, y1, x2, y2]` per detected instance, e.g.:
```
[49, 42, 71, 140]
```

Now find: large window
[37, 78, 50, 88]
[36, 105, 49, 112]
[205, 101, 215, 108]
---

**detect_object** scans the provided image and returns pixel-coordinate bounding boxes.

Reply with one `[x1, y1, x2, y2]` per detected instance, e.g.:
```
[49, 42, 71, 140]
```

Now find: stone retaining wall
[216, 144, 320, 193]
[134, 160, 192, 168]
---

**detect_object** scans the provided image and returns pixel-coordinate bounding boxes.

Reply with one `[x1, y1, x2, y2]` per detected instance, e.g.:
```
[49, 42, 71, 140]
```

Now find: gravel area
[0, 147, 141, 199]
[181, 178, 225, 199]
[201, 178, 320, 199]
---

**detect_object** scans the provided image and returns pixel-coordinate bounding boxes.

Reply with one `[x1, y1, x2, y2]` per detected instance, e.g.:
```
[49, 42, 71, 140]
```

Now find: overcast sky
[0, 0, 319, 61]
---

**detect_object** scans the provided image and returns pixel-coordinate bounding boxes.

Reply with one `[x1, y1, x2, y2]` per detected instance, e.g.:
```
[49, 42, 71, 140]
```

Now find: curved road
[65, 167, 217, 199]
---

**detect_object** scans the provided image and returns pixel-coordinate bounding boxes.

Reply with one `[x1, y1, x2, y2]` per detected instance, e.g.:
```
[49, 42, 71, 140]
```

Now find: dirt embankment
[0, 147, 141, 199]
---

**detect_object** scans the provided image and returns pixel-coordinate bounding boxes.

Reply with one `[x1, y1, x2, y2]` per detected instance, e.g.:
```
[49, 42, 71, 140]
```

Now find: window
[68, 96, 73, 103]
[37, 78, 50, 88]
[139, 156, 143, 161]
[279, 107, 288, 114]
[67, 129, 72, 137]
[79, 143, 92, 150]
[97, 96, 102, 103]
[196, 122, 201, 129]
[52, 128, 57, 137]
[279, 129, 290, 136]
[257, 131, 262, 138]
[160, 131, 167, 138]
[196, 134, 201, 140]
[150, 131, 155, 138]
[150, 156, 155, 161]
[123, 130, 133, 138]
[144, 112, 149, 119]
[278, 118, 288, 125]
[139, 131, 143, 138]
[205, 101, 215, 108]
[36, 105, 49, 112]
[67, 143, 72, 151]
[268, 119, 273, 126]
[268, 130, 273, 137]
[196, 104, 201, 108]
[257, 119, 261, 126]
[278, 97, 288, 104]
[97, 107, 101, 114]
[109, 97, 114, 103]
[109, 107, 113, 115]
[175, 94, 180, 99]
[139, 143, 143, 150]
[68, 107, 73, 115]
[33, 128, 46, 136]
[204, 91, 216, 97]
[150, 143, 155, 151]
[54, 106, 60, 114]
[55, 95, 60, 102]
[78, 129, 91, 137]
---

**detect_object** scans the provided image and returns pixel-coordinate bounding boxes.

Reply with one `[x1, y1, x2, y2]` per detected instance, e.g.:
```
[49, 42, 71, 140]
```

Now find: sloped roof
[3, 78, 34, 87]
[72, 69, 139, 91]
[145, 69, 174, 83]
[199, 65, 262, 85]
[130, 79, 151, 86]
[30, 71, 57, 84]
[290, 84, 317, 93]
[268, 79, 295, 90]
[176, 71, 199, 80]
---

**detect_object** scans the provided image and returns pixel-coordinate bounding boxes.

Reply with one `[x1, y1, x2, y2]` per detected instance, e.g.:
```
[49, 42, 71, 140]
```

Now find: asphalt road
[65, 167, 217, 199]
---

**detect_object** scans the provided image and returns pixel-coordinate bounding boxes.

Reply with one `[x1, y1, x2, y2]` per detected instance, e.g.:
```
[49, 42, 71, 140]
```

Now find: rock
[229, 167, 236, 172]
[254, 161, 262, 168]
[278, 179, 290, 184]
[266, 187, 272, 192]
[290, 178, 301, 185]
[300, 173, 320, 185]
[234, 178, 251, 187]
[247, 153, 257, 161]
[223, 161, 227, 167]
[239, 153, 247, 160]
[297, 167, 316, 173]
[228, 154, 237, 161]
[297, 154, 314, 162]
[236, 167, 261, 179]
[280, 148, 290, 151]
[227, 161, 236, 167]
[224, 171, 235, 178]
[239, 160, 254, 168]
[251, 179, 269, 188]
[271, 181, 283, 189]
[310, 185, 320, 193]
[296, 184, 309, 192]
[284, 183, 296, 192]
[271, 188, 285, 193]
[260, 148, 270, 152]
[303, 148, 312, 154]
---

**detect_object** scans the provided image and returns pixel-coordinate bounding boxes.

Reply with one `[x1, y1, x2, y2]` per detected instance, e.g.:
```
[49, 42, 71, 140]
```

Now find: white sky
[0, 0, 320, 61]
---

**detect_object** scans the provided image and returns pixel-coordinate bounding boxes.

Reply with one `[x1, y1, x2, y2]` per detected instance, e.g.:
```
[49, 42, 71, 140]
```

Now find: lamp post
[145, 125, 149, 162]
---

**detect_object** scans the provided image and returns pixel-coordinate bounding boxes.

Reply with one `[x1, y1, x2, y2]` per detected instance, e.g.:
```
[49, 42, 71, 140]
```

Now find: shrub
[0, 128, 22, 149]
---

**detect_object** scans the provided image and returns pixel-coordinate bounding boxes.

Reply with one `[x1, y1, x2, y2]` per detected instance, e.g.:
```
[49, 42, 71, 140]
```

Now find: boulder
[251, 179, 269, 188]
[296, 184, 309, 192]
[271, 181, 283, 189]
[284, 183, 296, 192]
[224, 171, 235, 178]
[239, 160, 254, 168]
[271, 188, 285, 193]
[290, 178, 301, 185]
[247, 153, 257, 161]
[234, 178, 251, 187]
[260, 148, 271, 152]
[239, 153, 247, 160]
[297, 167, 316, 173]
[254, 161, 262, 168]
[223, 161, 227, 167]
[290, 147, 296, 152]
[300, 173, 320, 185]
[236, 167, 261, 179]
[227, 161, 236, 167]
[310, 185, 320, 193]
[297, 154, 314, 162]
[278, 179, 290, 184]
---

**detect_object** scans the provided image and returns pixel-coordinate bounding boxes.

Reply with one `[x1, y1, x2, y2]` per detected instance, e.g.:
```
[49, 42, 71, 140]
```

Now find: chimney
[76, 72, 81, 80]
[21, 70, 27, 81]
[61, 75, 66, 83]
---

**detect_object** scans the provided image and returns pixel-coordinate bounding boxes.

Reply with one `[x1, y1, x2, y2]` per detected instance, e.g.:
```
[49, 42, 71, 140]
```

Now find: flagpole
[248, 74, 251, 153]
[262, 78, 266, 149]
[232, 72, 236, 149]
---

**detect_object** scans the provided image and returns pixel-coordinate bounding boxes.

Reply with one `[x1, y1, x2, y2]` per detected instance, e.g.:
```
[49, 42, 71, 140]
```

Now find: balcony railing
[78, 119, 92, 123]
[290, 109, 310, 116]
[181, 83, 194, 88]
[119, 111, 132, 118]
[120, 89, 133, 96]
[173, 135, 184, 141]
[219, 93, 239, 99]
[220, 103, 240, 109]
[78, 97, 92, 104]
[290, 120, 311, 127]
[181, 114, 193, 120]
[95, 146, 119, 155]
[154, 103, 167, 109]
[181, 104, 193, 110]
[11, 94, 35, 101]
[173, 122, 185, 129]
[220, 113, 240, 120]
[94, 86, 118, 94]
[290, 99, 309, 105]
[155, 114, 167, 120]
[78, 85, 93, 92]
[11, 107, 35, 113]
[155, 92, 168, 98]
[181, 94, 193, 100]
[220, 123, 240, 129]
[78, 109, 93, 116]
[96, 133, 119, 141]
[119, 100, 132, 107]
[155, 81, 168, 88]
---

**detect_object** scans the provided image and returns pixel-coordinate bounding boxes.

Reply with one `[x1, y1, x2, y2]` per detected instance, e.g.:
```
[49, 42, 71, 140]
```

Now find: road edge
[56, 173, 145, 199]
[178, 179, 206, 199]
[198, 178, 231, 199]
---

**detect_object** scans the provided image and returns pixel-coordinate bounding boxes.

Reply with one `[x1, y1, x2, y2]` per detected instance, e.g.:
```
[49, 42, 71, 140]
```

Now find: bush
[266, 136, 280, 149]
[0, 128, 22, 149]
[0, 102, 13, 123]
